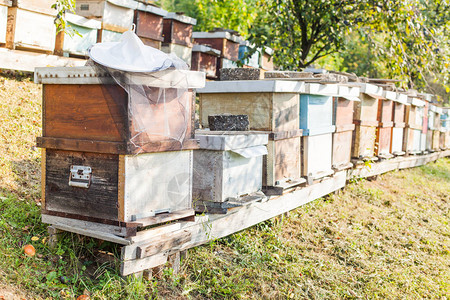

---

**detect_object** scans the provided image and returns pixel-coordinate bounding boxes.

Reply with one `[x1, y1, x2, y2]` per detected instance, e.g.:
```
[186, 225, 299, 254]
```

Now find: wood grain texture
[136, 230, 191, 258]
[193, 37, 239, 61]
[45, 149, 119, 221]
[135, 10, 164, 41]
[375, 126, 392, 156]
[332, 130, 353, 169]
[353, 94, 378, 122]
[191, 51, 218, 79]
[377, 99, 393, 123]
[352, 125, 376, 158]
[163, 19, 192, 46]
[265, 137, 301, 186]
[43, 84, 128, 142]
[118, 155, 125, 222]
[393, 102, 405, 124]
[199, 92, 299, 132]
[334, 97, 354, 126]
[41, 148, 46, 208]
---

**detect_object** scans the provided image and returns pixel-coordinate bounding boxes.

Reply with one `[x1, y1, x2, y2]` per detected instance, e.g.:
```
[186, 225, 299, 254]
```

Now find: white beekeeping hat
[89, 28, 186, 72]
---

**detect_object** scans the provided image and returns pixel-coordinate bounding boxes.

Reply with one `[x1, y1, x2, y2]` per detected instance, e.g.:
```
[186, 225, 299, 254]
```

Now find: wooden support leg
[168, 252, 181, 275]
[47, 226, 61, 249]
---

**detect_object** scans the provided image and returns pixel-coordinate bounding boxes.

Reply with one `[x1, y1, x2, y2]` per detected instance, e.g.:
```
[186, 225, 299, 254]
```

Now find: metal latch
[69, 165, 92, 188]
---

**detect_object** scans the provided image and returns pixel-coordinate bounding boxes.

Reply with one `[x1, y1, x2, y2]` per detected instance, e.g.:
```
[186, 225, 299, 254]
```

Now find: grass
[0, 75, 449, 299]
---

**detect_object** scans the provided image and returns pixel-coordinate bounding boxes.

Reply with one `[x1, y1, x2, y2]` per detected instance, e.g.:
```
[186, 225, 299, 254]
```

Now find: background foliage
[160, 0, 450, 103]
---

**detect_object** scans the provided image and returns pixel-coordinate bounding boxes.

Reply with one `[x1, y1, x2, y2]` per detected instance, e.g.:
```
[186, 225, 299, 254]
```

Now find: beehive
[391, 92, 408, 155]
[0, 0, 11, 44]
[260, 47, 274, 71]
[404, 97, 425, 154]
[193, 31, 241, 61]
[332, 85, 360, 170]
[134, 3, 167, 49]
[191, 44, 221, 79]
[75, 0, 138, 43]
[35, 66, 205, 154]
[352, 83, 383, 159]
[193, 131, 268, 204]
[238, 41, 260, 69]
[197, 80, 305, 189]
[6, 0, 56, 52]
[54, 13, 101, 57]
[375, 90, 395, 157]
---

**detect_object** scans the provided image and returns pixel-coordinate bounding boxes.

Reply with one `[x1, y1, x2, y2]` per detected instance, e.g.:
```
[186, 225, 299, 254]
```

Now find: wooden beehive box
[54, 13, 101, 57]
[260, 47, 274, 71]
[353, 84, 383, 125]
[6, 0, 56, 53]
[406, 97, 425, 130]
[302, 132, 334, 180]
[161, 43, 192, 66]
[35, 66, 205, 155]
[193, 131, 268, 204]
[265, 131, 304, 189]
[238, 41, 260, 69]
[42, 148, 195, 227]
[191, 44, 220, 79]
[193, 31, 241, 61]
[198, 80, 304, 132]
[374, 91, 395, 157]
[134, 3, 167, 49]
[300, 83, 337, 135]
[162, 12, 195, 47]
[0, 0, 11, 44]
[76, 0, 137, 43]
[332, 85, 360, 170]
[352, 125, 377, 159]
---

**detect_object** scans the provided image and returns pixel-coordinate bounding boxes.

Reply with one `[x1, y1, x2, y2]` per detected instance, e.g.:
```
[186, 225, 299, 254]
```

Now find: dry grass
[0, 75, 42, 200]
[0, 75, 449, 299]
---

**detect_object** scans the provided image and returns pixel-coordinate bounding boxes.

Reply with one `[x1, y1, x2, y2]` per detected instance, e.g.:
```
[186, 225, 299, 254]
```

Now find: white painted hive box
[122, 150, 193, 221]
[302, 132, 333, 179]
[60, 13, 101, 56]
[76, 0, 137, 32]
[193, 131, 268, 202]
[0, 0, 11, 44]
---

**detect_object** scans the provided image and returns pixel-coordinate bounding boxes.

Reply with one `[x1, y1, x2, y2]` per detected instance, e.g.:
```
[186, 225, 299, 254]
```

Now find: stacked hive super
[0, 0, 11, 45]
[440, 108, 450, 150]
[375, 90, 395, 159]
[404, 95, 426, 154]
[191, 45, 221, 79]
[352, 83, 383, 161]
[162, 12, 196, 66]
[133, 2, 167, 49]
[5, 0, 56, 53]
[36, 66, 205, 236]
[193, 30, 242, 77]
[197, 79, 306, 194]
[54, 13, 101, 57]
[427, 103, 442, 152]
[332, 85, 360, 171]
[299, 83, 337, 181]
[76, 0, 138, 43]
[390, 92, 408, 156]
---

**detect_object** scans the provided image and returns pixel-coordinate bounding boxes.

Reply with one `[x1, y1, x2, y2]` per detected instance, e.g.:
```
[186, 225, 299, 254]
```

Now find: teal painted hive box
[299, 83, 337, 136]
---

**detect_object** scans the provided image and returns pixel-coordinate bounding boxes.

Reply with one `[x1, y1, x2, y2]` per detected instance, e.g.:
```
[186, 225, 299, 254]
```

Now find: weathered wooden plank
[136, 230, 191, 258]
[332, 130, 353, 170]
[265, 136, 301, 187]
[42, 214, 132, 237]
[53, 224, 131, 245]
[132, 209, 195, 227]
[120, 252, 168, 276]
[45, 149, 120, 221]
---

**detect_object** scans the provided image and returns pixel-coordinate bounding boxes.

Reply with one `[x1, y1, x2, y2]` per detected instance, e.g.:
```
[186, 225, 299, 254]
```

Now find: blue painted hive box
[299, 83, 337, 136]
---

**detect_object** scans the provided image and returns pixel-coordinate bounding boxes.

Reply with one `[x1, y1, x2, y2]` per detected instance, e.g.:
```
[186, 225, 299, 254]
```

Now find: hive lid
[66, 13, 102, 29]
[304, 83, 339, 96]
[34, 66, 206, 88]
[197, 80, 306, 93]
[106, 0, 139, 10]
[193, 31, 243, 43]
[407, 97, 426, 107]
[192, 44, 221, 56]
[164, 12, 197, 25]
[195, 130, 269, 151]
[231, 145, 268, 158]
[0, 0, 12, 6]
[383, 90, 397, 101]
[357, 83, 385, 98]
[337, 85, 360, 101]
[136, 2, 167, 16]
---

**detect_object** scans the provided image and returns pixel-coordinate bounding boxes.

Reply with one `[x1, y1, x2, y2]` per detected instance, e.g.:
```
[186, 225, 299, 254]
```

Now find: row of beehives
[0, 0, 273, 76]
[34, 67, 450, 231]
